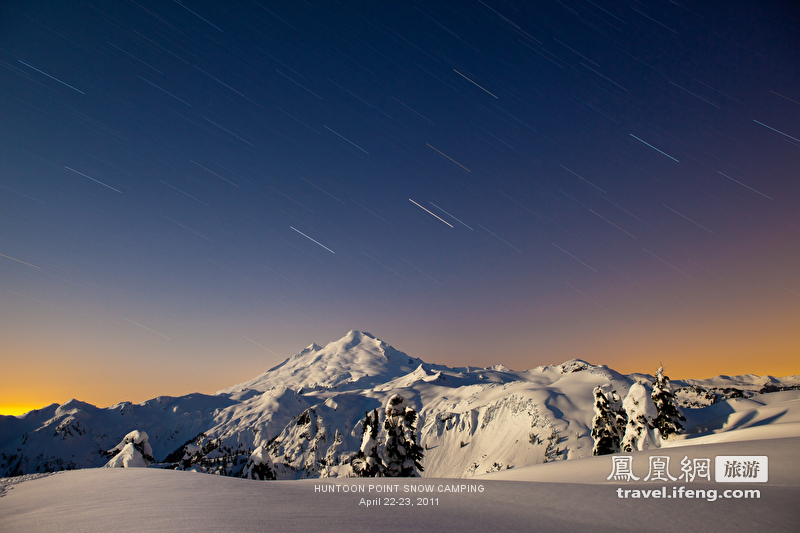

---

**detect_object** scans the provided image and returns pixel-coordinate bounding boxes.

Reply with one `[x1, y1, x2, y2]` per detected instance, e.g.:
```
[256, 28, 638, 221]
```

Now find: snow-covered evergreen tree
[104, 430, 154, 468]
[242, 445, 276, 480]
[591, 387, 625, 455]
[351, 395, 424, 477]
[350, 408, 383, 477]
[621, 383, 658, 452]
[650, 366, 685, 441]
[382, 394, 424, 477]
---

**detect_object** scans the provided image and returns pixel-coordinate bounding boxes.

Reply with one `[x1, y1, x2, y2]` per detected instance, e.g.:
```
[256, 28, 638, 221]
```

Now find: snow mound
[621, 383, 658, 451]
[104, 430, 153, 468]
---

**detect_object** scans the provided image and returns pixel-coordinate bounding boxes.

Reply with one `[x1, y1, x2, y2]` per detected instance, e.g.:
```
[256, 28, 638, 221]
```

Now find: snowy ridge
[628, 372, 800, 391]
[2, 331, 798, 479]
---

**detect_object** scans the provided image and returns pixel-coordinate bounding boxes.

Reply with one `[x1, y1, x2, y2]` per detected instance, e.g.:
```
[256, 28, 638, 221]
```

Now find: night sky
[2, 0, 798, 414]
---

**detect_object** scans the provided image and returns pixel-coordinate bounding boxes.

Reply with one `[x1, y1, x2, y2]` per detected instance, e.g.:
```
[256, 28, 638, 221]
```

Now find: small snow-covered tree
[179, 443, 203, 470]
[650, 366, 685, 441]
[382, 394, 424, 477]
[621, 383, 658, 452]
[351, 408, 383, 477]
[591, 387, 626, 455]
[242, 445, 276, 480]
[104, 430, 154, 468]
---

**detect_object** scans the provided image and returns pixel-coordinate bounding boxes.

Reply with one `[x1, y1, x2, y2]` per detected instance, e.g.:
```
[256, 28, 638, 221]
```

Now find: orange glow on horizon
[0, 404, 49, 417]
[3, 343, 798, 416]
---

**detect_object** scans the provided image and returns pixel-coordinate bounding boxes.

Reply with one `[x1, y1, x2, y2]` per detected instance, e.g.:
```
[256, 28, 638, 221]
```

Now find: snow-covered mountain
[2, 330, 798, 479]
[218, 331, 424, 394]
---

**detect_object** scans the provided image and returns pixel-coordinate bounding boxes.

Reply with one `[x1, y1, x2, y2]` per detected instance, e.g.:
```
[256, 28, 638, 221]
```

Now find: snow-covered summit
[218, 330, 424, 394]
[54, 399, 96, 417]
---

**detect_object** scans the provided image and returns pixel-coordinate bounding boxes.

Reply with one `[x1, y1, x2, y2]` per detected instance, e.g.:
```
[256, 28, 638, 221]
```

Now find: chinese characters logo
[608, 455, 767, 483]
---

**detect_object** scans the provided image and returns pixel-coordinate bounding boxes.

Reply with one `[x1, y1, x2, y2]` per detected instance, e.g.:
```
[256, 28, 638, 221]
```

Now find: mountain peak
[345, 329, 375, 340]
[218, 331, 423, 394]
[55, 399, 97, 417]
[300, 343, 322, 355]
[328, 330, 384, 355]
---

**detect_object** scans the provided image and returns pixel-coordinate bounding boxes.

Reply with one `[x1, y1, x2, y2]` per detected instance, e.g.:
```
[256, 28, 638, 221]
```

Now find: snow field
[2, 434, 797, 533]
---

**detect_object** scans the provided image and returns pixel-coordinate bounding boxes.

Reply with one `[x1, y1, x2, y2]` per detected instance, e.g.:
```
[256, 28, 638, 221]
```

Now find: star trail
[1, 0, 798, 414]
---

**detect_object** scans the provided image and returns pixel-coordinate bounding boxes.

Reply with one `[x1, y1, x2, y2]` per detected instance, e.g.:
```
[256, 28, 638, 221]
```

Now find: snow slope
[1, 434, 797, 532]
[2, 331, 798, 480]
[477, 390, 800, 481]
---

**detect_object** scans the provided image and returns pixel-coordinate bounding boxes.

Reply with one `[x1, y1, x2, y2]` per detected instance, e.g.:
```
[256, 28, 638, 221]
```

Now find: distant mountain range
[2, 330, 798, 478]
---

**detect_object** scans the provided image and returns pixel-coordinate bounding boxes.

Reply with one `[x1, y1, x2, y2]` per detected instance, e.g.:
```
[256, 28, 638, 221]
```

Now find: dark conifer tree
[351, 395, 424, 477]
[382, 395, 424, 477]
[650, 366, 685, 440]
[351, 408, 383, 477]
[591, 386, 623, 455]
